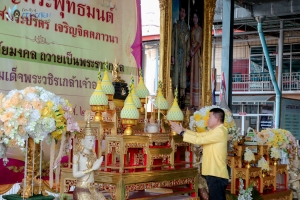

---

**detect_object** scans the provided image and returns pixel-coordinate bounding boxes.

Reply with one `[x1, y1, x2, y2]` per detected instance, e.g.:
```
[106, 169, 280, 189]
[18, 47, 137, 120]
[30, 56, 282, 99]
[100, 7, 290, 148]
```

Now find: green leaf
[252, 189, 263, 200]
[226, 190, 237, 200]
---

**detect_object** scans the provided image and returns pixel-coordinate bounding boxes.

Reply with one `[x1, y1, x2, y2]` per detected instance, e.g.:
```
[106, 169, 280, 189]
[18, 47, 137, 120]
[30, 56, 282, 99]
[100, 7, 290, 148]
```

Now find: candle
[98, 65, 101, 80]
[158, 98, 160, 120]
[145, 96, 147, 120]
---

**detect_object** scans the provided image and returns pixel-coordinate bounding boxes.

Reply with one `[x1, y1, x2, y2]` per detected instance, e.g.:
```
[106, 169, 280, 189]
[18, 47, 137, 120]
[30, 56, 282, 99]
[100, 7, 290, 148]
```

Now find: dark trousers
[203, 175, 228, 200]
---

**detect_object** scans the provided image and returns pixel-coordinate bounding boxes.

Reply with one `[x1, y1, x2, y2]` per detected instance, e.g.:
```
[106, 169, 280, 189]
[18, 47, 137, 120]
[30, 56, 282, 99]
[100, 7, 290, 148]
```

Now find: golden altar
[60, 99, 198, 199]
[228, 142, 290, 199]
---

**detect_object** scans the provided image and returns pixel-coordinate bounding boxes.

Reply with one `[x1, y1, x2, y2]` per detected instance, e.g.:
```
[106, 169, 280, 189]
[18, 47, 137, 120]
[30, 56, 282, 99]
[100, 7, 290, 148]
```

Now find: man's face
[180, 8, 186, 20]
[208, 112, 219, 129]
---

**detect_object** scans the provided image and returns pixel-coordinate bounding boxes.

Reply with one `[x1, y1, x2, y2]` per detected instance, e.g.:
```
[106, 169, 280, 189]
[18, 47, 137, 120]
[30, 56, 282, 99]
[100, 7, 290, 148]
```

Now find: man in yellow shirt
[170, 108, 229, 200]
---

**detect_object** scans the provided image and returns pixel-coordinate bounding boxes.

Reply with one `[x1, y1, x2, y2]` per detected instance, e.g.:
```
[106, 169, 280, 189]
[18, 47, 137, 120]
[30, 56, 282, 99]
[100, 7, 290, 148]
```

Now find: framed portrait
[170, 0, 204, 110]
[159, 0, 216, 108]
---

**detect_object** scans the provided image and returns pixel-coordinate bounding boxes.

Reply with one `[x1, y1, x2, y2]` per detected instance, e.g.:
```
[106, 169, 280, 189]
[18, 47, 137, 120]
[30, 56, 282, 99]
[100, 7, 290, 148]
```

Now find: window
[283, 44, 291, 53]
[244, 105, 258, 114]
[231, 102, 275, 134]
[250, 56, 263, 73]
[292, 44, 300, 53]
[231, 105, 242, 113]
[292, 54, 300, 73]
[263, 56, 276, 72]
[259, 104, 274, 114]
[251, 47, 263, 55]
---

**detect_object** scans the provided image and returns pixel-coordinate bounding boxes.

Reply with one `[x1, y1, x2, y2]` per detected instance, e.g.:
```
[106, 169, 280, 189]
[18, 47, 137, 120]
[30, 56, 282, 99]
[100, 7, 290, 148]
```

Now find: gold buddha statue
[112, 59, 125, 83]
[72, 112, 105, 200]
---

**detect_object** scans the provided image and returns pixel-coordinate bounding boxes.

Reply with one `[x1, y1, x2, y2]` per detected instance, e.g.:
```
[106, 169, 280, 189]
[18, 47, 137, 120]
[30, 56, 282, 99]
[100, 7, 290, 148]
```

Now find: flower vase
[17, 137, 48, 198]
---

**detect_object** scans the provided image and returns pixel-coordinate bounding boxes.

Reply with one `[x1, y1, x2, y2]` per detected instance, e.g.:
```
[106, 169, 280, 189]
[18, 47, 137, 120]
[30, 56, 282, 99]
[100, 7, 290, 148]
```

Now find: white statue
[72, 117, 105, 200]
[289, 155, 300, 199]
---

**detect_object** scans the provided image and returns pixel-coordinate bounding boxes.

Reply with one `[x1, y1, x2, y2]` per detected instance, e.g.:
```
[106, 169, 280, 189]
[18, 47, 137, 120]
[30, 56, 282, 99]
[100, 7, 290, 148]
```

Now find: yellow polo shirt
[183, 124, 229, 179]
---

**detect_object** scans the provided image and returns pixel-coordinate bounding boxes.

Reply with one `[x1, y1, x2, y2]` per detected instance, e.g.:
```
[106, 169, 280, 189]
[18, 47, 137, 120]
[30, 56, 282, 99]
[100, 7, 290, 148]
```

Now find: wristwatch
[180, 131, 185, 136]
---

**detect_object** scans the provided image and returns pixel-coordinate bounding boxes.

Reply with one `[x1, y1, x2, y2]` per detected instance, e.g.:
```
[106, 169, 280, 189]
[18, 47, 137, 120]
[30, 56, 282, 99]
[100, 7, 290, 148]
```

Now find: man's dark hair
[210, 108, 225, 123]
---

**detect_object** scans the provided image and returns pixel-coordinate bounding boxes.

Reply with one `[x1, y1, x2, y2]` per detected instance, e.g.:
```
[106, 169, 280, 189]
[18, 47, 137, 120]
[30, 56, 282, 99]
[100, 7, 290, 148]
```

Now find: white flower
[29, 109, 41, 121]
[270, 147, 281, 159]
[238, 178, 253, 200]
[25, 93, 38, 101]
[258, 157, 270, 171]
[244, 148, 255, 162]
[41, 117, 56, 133]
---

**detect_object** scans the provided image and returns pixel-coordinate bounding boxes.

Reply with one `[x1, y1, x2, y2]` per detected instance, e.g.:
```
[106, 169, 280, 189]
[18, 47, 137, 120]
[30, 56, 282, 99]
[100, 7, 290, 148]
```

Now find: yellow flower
[46, 101, 54, 109]
[56, 121, 65, 129]
[65, 99, 72, 108]
[203, 116, 209, 121]
[52, 129, 62, 139]
[58, 108, 65, 116]
[41, 107, 52, 117]
[224, 122, 229, 128]
[194, 113, 201, 121]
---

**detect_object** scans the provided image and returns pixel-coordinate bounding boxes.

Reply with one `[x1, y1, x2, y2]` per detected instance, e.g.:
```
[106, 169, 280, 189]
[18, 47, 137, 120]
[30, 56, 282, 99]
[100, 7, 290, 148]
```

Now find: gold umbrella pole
[18, 137, 47, 198]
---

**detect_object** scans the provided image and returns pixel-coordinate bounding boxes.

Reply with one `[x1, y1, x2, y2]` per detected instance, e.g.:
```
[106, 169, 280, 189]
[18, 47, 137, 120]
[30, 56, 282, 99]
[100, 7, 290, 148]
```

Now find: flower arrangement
[257, 157, 270, 171]
[228, 126, 243, 148]
[238, 178, 253, 200]
[189, 105, 240, 147]
[244, 147, 255, 162]
[189, 105, 236, 132]
[257, 128, 297, 159]
[0, 87, 79, 147]
[270, 147, 281, 160]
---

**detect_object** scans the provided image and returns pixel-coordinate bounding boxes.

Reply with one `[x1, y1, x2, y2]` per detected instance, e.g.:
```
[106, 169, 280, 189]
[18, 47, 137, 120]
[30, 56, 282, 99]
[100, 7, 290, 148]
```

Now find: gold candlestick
[122, 119, 138, 135]
[90, 105, 109, 121]
[140, 98, 146, 114]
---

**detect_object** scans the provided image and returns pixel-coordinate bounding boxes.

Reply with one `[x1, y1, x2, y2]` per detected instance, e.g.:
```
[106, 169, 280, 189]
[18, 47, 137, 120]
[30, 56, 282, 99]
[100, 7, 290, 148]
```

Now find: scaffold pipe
[256, 16, 281, 128]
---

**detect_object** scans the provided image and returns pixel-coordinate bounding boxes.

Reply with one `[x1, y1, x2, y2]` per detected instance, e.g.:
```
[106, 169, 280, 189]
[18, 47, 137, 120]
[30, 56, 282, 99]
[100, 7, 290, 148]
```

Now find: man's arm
[184, 129, 207, 137]
[183, 128, 225, 145]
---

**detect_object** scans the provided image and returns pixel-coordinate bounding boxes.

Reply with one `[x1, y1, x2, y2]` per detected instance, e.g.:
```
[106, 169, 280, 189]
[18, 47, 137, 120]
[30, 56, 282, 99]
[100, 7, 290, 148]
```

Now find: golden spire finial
[112, 59, 125, 83]
[83, 110, 96, 137]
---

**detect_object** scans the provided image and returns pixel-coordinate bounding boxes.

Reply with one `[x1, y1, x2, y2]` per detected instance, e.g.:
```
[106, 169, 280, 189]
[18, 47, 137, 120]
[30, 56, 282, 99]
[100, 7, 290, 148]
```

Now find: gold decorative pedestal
[90, 105, 109, 121]
[106, 94, 114, 101]
[60, 168, 199, 200]
[122, 119, 138, 135]
[17, 138, 48, 198]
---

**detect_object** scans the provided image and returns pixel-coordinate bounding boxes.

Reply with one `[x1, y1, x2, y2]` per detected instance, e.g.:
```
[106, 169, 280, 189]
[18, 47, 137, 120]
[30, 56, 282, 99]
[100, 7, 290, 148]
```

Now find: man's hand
[171, 57, 175, 64]
[186, 61, 189, 67]
[170, 121, 185, 135]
